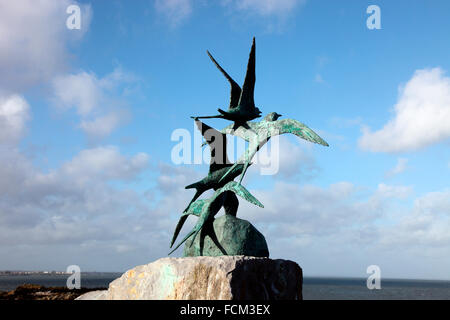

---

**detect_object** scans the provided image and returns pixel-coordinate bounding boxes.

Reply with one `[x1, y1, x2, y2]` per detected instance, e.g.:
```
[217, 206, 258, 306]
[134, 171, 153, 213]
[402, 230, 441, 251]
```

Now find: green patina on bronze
[193, 37, 262, 130]
[219, 113, 329, 184]
[183, 215, 269, 257]
[168, 38, 329, 257]
[168, 181, 264, 256]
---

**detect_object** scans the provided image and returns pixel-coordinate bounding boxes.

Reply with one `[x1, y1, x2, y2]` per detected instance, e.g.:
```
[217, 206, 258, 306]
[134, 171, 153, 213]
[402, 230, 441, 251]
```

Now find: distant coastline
[0, 271, 121, 276]
[0, 271, 71, 276]
[1, 271, 449, 282]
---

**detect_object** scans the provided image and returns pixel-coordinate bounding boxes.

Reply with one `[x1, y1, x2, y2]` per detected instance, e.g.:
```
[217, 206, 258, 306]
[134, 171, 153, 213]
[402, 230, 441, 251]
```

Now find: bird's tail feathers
[168, 229, 196, 255]
[170, 214, 189, 248]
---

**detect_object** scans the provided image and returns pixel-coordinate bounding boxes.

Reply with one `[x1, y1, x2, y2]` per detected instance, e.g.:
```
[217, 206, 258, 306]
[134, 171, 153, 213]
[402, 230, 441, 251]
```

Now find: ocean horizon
[1, 273, 448, 300]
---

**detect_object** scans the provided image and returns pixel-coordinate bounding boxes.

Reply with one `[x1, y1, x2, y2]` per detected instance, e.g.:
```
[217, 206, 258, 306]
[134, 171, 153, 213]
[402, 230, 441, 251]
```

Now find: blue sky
[1, 0, 450, 280]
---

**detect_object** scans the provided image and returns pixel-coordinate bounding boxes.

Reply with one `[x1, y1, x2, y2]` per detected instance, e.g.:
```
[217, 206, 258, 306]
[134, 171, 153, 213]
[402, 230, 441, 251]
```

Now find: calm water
[303, 277, 450, 300]
[1, 274, 449, 299]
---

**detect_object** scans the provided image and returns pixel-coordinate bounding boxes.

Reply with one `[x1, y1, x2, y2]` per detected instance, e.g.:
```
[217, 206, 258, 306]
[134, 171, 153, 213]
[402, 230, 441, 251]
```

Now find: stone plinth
[76, 256, 302, 300]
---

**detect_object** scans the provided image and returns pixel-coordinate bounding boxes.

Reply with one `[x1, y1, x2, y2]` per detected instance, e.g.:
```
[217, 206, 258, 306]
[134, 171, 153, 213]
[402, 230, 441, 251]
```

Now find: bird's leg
[189, 227, 202, 247]
[238, 160, 250, 184]
[218, 163, 237, 183]
[242, 122, 257, 135]
[237, 146, 252, 184]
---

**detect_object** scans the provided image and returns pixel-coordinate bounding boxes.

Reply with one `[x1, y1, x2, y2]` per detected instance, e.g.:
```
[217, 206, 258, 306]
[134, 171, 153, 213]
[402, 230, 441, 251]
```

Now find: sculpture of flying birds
[192, 37, 262, 130]
[168, 37, 330, 256]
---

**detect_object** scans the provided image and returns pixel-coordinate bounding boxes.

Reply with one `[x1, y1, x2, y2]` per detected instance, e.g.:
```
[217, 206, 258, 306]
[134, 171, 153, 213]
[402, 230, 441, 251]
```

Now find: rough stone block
[76, 256, 302, 300]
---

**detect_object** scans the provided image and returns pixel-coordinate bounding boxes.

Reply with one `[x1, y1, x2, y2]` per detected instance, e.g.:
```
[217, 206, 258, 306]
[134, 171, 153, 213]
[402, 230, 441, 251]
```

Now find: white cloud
[52, 71, 102, 116]
[0, 144, 151, 245]
[239, 182, 410, 233]
[153, 0, 305, 28]
[155, 0, 193, 27]
[250, 136, 320, 181]
[379, 189, 450, 248]
[51, 68, 136, 138]
[79, 110, 130, 139]
[359, 68, 450, 152]
[60, 146, 149, 183]
[232, 0, 306, 16]
[375, 183, 412, 200]
[385, 158, 409, 178]
[0, 95, 30, 145]
[0, 0, 92, 93]
[0, 146, 150, 216]
[220, 0, 306, 32]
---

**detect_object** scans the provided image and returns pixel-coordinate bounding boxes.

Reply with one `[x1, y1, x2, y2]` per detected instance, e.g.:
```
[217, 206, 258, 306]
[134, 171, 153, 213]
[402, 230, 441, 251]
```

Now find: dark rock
[0, 284, 106, 300]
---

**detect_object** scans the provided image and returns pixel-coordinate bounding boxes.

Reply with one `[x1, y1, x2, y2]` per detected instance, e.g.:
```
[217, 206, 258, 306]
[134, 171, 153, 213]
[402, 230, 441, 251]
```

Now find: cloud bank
[0, 0, 92, 93]
[359, 68, 450, 153]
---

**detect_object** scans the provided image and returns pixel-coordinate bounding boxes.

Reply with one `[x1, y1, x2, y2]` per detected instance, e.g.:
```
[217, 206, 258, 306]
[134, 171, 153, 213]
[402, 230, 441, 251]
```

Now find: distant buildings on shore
[0, 271, 121, 275]
[0, 271, 72, 275]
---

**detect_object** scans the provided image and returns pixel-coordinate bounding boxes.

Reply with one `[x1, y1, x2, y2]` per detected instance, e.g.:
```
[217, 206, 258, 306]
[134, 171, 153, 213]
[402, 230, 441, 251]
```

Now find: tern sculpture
[169, 38, 329, 257]
[193, 37, 262, 130]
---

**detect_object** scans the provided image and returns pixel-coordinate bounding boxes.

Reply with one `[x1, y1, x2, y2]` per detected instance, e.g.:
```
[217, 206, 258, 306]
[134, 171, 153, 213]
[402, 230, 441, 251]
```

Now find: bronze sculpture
[169, 181, 264, 255]
[169, 38, 329, 256]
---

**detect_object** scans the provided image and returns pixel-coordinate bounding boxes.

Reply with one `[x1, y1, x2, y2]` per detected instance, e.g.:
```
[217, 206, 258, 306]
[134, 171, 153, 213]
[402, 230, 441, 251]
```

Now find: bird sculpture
[168, 38, 329, 258]
[219, 112, 329, 184]
[192, 37, 262, 130]
[169, 181, 264, 255]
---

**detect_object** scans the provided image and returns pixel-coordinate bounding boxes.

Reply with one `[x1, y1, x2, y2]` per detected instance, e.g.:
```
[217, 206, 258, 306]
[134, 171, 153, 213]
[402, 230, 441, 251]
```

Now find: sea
[0, 273, 449, 300]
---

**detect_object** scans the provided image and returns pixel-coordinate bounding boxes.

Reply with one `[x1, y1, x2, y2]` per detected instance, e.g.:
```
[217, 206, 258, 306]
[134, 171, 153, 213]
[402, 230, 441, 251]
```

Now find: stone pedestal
[76, 256, 302, 300]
